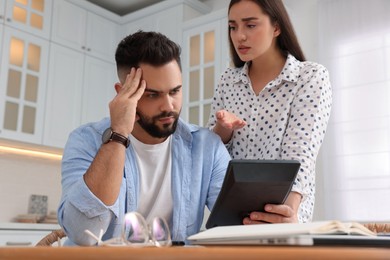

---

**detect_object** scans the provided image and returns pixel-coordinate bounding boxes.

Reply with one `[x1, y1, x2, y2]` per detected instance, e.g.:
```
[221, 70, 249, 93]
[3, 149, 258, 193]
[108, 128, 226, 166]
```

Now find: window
[319, 0, 390, 221]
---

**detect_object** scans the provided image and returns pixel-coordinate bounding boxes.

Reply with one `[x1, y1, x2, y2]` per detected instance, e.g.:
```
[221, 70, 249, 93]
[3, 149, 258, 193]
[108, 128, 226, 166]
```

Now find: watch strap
[110, 132, 130, 148]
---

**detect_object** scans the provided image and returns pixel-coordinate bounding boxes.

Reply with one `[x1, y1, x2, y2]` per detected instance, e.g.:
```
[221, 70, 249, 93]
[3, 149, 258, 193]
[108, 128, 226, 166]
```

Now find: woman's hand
[243, 192, 301, 224]
[215, 110, 246, 130]
[213, 110, 246, 143]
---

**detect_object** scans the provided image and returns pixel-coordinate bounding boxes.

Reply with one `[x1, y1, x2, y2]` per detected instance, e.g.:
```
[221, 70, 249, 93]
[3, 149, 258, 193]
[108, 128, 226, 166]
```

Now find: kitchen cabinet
[0, 222, 61, 246]
[0, 26, 48, 144]
[43, 43, 116, 148]
[122, 6, 182, 45]
[181, 9, 229, 126]
[0, 0, 5, 23]
[121, 0, 210, 47]
[81, 55, 117, 125]
[0, 0, 51, 145]
[51, 0, 118, 63]
[0, 23, 3, 47]
[2, 0, 52, 39]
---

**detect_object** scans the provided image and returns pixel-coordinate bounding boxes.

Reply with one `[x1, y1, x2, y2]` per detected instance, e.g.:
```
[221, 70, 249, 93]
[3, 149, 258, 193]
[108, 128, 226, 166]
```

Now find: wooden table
[0, 245, 389, 260]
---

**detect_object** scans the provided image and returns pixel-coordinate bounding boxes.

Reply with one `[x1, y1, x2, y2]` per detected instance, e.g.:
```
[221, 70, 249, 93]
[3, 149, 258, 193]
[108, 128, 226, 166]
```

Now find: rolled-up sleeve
[58, 125, 119, 245]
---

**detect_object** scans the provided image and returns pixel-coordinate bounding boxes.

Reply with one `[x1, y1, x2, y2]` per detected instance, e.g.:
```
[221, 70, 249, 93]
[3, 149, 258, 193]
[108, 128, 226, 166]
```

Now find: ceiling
[85, 0, 165, 16]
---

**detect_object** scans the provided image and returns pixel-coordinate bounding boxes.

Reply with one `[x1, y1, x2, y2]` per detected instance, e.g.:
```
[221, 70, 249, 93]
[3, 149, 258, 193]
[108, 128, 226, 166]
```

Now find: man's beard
[136, 110, 180, 138]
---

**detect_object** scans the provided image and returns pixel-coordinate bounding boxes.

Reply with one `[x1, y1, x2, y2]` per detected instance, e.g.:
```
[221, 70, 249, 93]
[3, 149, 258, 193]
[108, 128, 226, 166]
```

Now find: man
[58, 31, 231, 245]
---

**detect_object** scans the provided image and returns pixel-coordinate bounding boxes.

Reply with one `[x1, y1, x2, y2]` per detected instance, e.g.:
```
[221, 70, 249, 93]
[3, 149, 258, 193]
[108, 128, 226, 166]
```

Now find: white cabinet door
[51, 0, 118, 63]
[85, 12, 118, 63]
[0, 23, 3, 52]
[44, 43, 117, 148]
[43, 43, 83, 148]
[51, 0, 86, 52]
[0, 230, 51, 246]
[4, 0, 52, 39]
[0, 0, 5, 23]
[122, 6, 182, 45]
[81, 56, 116, 125]
[182, 20, 223, 126]
[0, 26, 48, 144]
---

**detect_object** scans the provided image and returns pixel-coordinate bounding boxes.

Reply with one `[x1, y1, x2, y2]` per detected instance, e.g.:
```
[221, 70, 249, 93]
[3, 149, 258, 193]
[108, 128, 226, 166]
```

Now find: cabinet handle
[87, 48, 91, 52]
[0, 15, 4, 19]
[81, 46, 86, 50]
[6, 241, 32, 246]
[6, 17, 12, 22]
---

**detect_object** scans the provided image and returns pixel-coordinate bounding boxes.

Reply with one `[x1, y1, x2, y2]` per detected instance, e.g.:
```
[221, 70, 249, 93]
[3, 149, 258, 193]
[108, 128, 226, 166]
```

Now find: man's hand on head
[110, 67, 146, 136]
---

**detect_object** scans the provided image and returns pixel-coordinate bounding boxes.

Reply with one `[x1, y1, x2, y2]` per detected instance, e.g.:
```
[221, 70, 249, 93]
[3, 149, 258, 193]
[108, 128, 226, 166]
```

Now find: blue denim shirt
[58, 118, 230, 246]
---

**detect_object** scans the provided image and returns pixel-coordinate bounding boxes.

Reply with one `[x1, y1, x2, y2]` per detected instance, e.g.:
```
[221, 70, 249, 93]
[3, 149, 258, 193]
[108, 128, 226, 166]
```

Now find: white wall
[0, 153, 62, 222]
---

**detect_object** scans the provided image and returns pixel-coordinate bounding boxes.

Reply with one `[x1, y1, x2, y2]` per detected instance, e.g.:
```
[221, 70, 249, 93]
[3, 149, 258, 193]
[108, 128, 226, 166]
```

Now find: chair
[35, 229, 66, 246]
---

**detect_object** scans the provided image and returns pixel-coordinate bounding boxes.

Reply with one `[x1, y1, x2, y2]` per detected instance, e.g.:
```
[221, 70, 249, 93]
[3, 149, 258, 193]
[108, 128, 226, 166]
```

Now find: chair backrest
[35, 229, 66, 246]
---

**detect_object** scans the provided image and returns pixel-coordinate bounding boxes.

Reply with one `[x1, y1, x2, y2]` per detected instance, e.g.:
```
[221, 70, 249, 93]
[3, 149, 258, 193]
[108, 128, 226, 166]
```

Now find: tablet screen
[206, 159, 300, 229]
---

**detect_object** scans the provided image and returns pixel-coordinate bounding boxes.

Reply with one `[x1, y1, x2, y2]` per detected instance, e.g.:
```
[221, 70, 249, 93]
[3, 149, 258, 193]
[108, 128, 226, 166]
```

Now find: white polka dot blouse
[207, 54, 333, 223]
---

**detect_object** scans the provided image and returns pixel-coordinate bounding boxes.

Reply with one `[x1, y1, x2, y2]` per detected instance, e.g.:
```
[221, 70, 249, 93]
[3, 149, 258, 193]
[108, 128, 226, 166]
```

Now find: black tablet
[206, 159, 301, 229]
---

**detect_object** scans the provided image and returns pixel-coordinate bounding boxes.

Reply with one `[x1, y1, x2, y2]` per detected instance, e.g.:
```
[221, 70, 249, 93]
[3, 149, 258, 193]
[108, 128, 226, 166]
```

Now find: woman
[207, 0, 332, 223]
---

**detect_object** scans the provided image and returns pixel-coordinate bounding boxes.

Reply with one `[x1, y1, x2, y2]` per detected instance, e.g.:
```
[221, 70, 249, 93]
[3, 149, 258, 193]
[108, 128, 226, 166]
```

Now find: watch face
[102, 127, 113, 143]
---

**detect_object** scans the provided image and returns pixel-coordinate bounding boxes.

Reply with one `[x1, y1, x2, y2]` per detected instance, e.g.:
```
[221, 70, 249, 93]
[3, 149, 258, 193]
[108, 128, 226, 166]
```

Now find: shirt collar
[277, 53, 300, 84]
[232, 54, 301, 86]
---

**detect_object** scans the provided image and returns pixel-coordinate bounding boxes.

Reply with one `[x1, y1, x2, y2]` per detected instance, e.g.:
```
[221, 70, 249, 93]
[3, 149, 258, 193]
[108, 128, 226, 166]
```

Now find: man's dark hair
[115, 30, 181, 82]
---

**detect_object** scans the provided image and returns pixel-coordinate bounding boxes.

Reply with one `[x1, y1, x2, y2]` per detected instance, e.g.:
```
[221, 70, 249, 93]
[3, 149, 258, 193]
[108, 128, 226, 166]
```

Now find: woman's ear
[273, 22, 281, 37]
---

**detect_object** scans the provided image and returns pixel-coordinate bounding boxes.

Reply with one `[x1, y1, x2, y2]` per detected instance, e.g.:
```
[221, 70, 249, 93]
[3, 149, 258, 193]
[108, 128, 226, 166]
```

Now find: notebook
[188, 221, 390, 247]
[206, 159, 300, 229]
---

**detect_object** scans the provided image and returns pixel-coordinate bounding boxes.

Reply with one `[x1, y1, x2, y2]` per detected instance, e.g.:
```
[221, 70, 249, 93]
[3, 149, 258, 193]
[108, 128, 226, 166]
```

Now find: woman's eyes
[228, 24, 256, 31]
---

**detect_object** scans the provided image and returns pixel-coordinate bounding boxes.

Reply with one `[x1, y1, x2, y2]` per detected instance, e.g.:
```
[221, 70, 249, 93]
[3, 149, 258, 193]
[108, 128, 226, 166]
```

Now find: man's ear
[114, 82, 122, 94]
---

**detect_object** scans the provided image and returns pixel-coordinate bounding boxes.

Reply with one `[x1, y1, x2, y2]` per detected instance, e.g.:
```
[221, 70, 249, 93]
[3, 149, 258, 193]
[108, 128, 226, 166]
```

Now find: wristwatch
[102, 127, 130, 148]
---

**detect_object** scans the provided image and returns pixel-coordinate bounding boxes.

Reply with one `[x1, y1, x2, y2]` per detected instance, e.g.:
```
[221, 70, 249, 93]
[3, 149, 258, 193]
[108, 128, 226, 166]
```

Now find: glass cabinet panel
[13, 0, 44, 28]
[203, 104, 211, 124]
[12, 5, 27, 24]
[4, 101, 19, 131]
[189, 70, 200, 102]
[6, 0, 51, 38]
[31, 0, 44, 12]
[27, 43, 40, 71]
[25, 74, 38, 102]
[0, 27, 48, 143]
[190, 35, 200, 67]
[7, 69, 22, 98]
[183, 24, 220, 127]
[30, 12, 43, 29]
[22, 105, 35, 133]
[189, 107, 199, 125]
[15, 0, 28, 5]
[9, 37, 24, 66]
[204, 66, 214, 99]
[204, 31, 215, 63]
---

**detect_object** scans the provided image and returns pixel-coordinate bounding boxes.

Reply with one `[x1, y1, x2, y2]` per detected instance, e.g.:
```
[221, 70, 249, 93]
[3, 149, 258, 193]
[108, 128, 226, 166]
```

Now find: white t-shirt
[129, 134, 173, 225]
